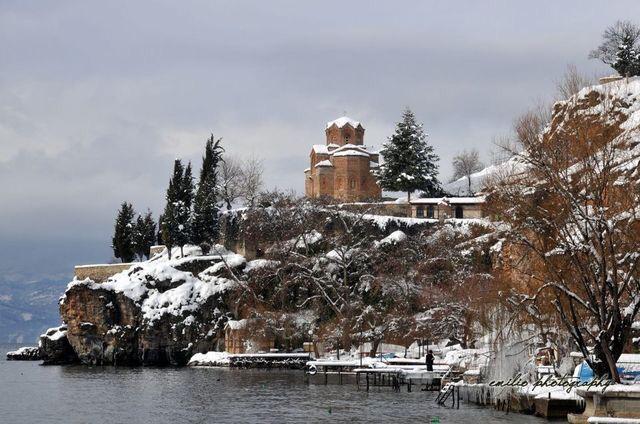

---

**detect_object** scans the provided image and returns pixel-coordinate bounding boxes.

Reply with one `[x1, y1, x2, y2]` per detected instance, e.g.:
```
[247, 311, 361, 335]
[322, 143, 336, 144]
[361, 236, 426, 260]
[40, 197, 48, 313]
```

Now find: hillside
[55, 203, 503, 366]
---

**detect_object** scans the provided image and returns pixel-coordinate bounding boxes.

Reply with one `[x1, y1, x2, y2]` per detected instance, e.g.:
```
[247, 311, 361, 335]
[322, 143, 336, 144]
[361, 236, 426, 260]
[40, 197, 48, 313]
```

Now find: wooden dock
[228, 353, 311, 369]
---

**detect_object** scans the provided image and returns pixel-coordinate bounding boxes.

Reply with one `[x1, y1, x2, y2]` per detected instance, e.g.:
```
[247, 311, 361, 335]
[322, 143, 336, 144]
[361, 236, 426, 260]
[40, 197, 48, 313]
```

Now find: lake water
[1, 344, 546, 423]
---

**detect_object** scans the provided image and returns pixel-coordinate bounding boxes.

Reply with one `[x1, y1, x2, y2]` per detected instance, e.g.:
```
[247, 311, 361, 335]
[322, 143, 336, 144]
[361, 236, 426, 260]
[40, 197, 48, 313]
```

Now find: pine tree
[375, 108, 441, 201]
[590, 21, 640, 77]
[192, 135, 224, 252]
[112, 202, 136, 263]
[134, 210, 157, 260]
[614, 33, 640, 77]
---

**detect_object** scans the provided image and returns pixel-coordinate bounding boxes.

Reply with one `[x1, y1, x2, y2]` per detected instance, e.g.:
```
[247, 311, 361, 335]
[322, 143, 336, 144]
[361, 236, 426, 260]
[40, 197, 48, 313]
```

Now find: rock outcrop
[39, 325, 78, 365]
[59, 246, 244, 366]
[6, 346, 41, 361]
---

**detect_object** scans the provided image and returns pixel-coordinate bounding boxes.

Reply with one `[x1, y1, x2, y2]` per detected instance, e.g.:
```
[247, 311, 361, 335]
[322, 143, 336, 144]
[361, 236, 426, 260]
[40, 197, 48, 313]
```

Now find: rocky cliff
[58, 246, 244, 366]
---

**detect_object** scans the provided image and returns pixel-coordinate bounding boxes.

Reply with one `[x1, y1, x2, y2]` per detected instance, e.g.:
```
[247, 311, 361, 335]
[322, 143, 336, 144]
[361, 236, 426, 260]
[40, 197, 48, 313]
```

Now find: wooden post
[366, 373, 370, 392]
[408, 378, 412, 392]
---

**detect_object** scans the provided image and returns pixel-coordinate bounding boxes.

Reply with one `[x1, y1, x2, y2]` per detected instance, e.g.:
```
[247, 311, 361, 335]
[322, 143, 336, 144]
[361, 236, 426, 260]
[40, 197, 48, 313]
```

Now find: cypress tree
[134, 210, 157, 260]
[161, 159, 194, 258]
[161, 159, 184, 259]
[156, 213, 164, 246]
[112, 202, 136, 263]
[375, 108, 441, 201]
[192, 135, 224, 251]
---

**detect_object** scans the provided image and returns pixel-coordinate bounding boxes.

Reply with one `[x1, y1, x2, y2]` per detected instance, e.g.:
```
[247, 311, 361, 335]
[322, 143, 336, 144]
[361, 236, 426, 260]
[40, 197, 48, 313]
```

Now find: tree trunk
[369, 339, 381, 357]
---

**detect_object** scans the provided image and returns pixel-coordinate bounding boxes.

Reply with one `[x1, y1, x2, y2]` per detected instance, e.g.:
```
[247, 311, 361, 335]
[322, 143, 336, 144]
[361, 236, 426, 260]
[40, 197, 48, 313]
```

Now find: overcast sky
[0, 0, 637, 279]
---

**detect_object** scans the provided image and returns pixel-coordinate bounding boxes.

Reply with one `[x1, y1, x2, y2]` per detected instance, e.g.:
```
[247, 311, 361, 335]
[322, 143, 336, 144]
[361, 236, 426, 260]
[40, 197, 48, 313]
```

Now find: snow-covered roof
[312, 144, 330, 155]
[332, 149, 370, 158]
[410, 196, 486, 205]
[330, 143, 372, 158]
[369, 161, 379, 168]
[326, 116, 362, 129]
[315, 159, 333, 168]
[304, 168, 310, 173]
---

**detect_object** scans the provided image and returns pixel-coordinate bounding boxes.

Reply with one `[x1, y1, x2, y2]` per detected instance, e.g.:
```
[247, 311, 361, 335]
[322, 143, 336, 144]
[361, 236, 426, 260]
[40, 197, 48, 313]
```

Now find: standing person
[425, 350, 434, 372]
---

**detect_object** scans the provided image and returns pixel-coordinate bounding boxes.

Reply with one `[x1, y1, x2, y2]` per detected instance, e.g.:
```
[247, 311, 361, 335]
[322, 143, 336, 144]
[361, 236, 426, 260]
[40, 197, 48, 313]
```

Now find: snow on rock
[244, 259, 281, 273]
[188, 351, 230, 367]
[60, 249, 244, 366]
[6, 346, 41, 361]
[282, 230, 324, 251]
[374, 230, 407, 247]
[38, 325, 77, 365]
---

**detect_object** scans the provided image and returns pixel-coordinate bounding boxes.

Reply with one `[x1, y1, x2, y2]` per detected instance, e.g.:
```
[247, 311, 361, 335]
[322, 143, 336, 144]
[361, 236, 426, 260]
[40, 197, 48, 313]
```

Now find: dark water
[1, 344, 545, 423]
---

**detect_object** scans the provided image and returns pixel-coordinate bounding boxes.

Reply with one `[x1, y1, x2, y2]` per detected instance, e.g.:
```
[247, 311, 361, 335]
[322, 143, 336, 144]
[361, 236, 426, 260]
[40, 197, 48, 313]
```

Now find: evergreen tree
[156, 213, 164, 246]
[175, 162, 194, 252]
[590, 20, 640, 77]
[134, 210, 157, 260]
[375, 108, 441, 201]
[161, 159, 186, 259]
[112, 202, 136, 263]
[192, 135, 224, 251]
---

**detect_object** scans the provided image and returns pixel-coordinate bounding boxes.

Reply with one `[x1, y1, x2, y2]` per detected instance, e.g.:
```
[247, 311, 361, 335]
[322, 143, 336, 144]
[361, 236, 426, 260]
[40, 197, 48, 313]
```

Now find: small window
[427, 205, 435, 219]
[349, 178, 356, 189]
[345, 136, 350, 144]
[416, 206, 424, 218]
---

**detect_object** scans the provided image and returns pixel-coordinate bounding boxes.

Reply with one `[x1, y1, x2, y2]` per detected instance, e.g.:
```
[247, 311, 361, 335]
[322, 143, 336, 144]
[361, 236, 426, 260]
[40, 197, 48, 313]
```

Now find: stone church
[304, 116, 381, 201]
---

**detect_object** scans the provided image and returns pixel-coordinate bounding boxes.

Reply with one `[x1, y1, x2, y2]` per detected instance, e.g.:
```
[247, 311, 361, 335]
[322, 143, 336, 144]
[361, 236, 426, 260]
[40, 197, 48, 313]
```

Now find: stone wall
[74, 263, 133, 283]
[410, 203, 484, 219]
[149, 245, 166, 257]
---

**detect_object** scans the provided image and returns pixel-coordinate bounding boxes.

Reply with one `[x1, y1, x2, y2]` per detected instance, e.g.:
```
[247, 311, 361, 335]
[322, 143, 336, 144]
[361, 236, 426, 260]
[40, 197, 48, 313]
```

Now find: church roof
[330, 144, 372, 157]
[312, 144, 330, 155]
[326, 116, 362, 129]
[315, 160, 333, 168]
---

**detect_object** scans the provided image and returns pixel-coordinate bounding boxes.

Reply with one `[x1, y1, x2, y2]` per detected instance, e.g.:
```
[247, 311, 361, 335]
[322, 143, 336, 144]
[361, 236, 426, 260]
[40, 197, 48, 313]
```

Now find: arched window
[455, 206, 464, 219]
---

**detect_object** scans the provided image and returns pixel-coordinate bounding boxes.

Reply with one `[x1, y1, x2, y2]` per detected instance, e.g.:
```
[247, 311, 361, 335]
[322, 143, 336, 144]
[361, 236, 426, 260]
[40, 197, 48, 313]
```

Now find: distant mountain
[0, 237, 110, 344]
[0, 276, 69, 344]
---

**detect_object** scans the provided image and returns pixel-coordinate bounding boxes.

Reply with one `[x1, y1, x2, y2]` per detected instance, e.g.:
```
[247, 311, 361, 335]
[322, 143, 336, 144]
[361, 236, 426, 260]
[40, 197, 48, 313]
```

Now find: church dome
[326, 116, 362, 129]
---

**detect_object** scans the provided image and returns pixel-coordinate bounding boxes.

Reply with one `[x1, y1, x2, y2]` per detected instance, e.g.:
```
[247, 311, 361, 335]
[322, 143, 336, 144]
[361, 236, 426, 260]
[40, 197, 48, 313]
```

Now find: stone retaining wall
[74, 263, 133, 283]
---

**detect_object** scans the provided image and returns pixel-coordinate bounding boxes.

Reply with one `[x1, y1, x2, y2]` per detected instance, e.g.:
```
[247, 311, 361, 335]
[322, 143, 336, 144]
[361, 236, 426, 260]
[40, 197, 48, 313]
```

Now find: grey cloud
[0, 0, 637, 277]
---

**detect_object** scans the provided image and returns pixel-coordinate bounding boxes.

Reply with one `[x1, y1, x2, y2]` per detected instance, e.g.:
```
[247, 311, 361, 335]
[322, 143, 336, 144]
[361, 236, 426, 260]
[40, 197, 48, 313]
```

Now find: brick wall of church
[332, 156, 380, 201]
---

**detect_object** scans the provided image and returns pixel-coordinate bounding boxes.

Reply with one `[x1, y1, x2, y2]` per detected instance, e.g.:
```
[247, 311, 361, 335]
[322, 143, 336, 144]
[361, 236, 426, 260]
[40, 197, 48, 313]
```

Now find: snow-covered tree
[192, 135, 224, 251]
[112, 202, 136, 263]
[161, 159, 193, 258]
[376, 109, 441, 201]
[133, 210, 157, 260]
[590, 20, 640, 77]
[492, 97, 640, 382]
[451, 149, 484, 194]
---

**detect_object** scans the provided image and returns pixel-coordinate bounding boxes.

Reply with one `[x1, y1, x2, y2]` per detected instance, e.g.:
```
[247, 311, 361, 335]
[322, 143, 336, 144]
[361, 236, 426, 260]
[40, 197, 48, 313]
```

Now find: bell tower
[325, 116, 365, 146]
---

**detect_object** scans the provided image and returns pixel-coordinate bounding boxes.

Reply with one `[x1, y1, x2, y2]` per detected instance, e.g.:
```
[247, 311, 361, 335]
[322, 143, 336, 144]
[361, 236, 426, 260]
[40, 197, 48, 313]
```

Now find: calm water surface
[1, 344, 546, 423]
